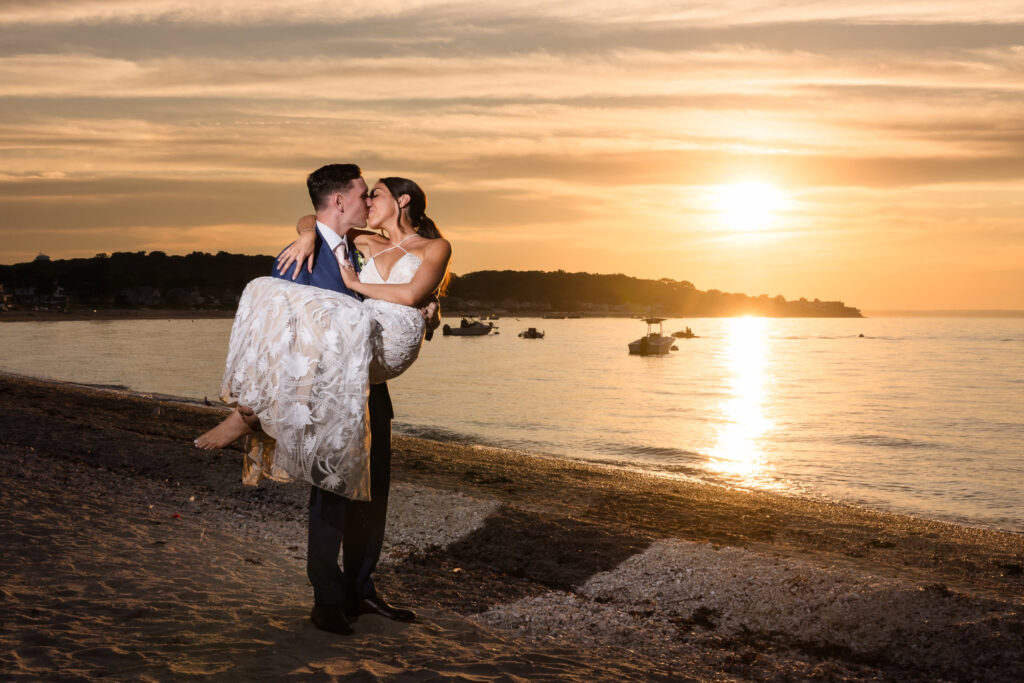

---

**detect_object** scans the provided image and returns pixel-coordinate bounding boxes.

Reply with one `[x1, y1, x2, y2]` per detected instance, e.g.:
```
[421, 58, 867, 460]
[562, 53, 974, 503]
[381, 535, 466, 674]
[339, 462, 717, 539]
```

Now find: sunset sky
[1, 1, 1022, 310]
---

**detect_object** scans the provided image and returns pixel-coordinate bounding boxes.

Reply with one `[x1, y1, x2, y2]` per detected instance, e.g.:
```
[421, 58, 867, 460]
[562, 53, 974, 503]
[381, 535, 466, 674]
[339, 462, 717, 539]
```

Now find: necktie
[334, 240, 349, 267]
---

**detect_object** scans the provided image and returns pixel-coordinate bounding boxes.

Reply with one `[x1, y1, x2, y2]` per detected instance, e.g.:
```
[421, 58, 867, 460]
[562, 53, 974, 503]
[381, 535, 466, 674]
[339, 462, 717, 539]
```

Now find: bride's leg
[194, 406, 258, 449]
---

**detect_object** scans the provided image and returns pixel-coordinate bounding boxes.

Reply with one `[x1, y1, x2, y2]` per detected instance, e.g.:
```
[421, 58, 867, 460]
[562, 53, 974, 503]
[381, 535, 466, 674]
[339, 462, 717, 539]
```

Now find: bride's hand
[339, 259, 359, 288]
[276, 230, 317, 280]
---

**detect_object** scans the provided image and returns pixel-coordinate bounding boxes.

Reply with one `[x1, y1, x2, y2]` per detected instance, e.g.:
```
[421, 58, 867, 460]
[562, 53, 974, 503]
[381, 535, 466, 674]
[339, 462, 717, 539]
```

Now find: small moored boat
[442, 318, 496, 336]
[518, 327, 545, 339]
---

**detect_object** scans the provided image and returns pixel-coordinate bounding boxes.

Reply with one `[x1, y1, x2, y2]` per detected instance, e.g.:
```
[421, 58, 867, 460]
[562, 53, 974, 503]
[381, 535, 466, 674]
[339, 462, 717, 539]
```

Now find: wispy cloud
[5, 1, 1024, 26]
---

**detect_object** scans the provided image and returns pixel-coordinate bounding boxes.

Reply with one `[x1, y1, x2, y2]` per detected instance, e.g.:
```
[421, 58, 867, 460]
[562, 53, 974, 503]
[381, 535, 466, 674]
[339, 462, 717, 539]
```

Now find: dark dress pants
[306, 383, 393, 606]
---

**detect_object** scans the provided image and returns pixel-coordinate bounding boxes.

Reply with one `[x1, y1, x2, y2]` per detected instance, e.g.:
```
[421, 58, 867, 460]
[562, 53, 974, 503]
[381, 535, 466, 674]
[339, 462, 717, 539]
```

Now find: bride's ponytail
[415, 214, 442, 239]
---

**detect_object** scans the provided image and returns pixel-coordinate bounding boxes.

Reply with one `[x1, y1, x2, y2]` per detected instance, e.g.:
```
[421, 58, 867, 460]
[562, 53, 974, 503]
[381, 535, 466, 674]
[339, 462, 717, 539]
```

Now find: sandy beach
[1, 373, 1022, 681]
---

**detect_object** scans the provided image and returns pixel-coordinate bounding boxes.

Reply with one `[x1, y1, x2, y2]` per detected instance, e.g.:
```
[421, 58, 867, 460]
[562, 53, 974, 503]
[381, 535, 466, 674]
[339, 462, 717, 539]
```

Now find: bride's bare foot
[194, 408, 256, 449]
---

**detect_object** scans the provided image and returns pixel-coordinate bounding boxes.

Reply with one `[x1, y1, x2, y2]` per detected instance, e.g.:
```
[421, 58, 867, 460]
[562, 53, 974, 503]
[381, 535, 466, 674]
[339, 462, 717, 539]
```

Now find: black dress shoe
[350, 596, 415, 622]
[310, 603, 354, 634]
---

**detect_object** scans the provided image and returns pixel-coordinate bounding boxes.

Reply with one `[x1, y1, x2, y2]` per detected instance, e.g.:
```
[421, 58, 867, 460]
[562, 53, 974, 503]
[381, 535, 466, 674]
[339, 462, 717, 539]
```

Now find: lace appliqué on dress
[220, 254, 425, 501]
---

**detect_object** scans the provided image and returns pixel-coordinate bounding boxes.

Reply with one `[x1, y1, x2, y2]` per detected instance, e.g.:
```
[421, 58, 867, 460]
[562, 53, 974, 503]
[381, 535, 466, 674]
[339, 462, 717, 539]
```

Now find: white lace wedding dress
[219, 249, 425, 501]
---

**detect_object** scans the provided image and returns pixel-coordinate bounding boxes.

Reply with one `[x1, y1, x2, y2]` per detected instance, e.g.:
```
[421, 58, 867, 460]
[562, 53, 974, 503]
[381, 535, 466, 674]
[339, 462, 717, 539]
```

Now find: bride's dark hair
[379, 176, 449, 295]
[379, 177, 442, 240]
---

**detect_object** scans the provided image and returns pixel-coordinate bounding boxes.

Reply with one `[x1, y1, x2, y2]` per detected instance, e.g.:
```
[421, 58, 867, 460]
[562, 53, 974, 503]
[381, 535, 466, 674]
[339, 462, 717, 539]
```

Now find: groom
[271, 163, 421, 635]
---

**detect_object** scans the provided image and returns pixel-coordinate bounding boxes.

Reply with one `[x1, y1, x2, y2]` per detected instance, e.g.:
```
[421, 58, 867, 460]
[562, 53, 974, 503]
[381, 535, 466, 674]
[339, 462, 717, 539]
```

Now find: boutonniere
[354, 250, 367, 269]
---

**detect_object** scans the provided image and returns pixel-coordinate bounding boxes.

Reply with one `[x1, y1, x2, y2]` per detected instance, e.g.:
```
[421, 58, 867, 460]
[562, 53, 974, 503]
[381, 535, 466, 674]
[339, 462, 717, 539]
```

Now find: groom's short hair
[307, 163, 363, 210]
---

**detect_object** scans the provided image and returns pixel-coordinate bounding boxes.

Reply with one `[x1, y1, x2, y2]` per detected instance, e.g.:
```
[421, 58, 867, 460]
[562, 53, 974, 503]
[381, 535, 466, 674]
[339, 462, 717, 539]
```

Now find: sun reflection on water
[704, 316, 776, 486]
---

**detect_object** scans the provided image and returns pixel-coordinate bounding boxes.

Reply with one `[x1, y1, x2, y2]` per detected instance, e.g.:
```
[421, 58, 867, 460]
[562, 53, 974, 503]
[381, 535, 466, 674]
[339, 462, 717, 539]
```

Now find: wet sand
[1, 372, 1022, 681]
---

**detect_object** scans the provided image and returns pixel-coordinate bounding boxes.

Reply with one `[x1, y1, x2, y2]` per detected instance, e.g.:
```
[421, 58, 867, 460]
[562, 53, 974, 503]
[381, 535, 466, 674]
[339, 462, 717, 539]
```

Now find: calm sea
[2, 315, 1022, 533]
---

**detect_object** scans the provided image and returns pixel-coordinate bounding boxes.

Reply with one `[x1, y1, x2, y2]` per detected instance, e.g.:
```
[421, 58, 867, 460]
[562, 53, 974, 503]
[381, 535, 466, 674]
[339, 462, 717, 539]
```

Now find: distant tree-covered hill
[0, 252, 861, 317]
[0, 251, 274, 309]
[445, 270, 861, 317]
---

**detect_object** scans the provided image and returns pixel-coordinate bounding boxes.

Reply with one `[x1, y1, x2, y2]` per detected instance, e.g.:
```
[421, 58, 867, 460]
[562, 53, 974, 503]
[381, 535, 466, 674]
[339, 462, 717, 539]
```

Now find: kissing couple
[196, 163, 451, 634]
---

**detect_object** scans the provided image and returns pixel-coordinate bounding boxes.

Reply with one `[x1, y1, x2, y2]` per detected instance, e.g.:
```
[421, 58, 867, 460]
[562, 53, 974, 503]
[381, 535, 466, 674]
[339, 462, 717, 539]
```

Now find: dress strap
[371, 234, 415, 259]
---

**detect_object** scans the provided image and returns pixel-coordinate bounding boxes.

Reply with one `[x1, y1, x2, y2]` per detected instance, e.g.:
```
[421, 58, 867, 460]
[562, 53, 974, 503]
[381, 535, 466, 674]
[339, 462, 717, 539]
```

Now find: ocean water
[1, 315, 1022, 532]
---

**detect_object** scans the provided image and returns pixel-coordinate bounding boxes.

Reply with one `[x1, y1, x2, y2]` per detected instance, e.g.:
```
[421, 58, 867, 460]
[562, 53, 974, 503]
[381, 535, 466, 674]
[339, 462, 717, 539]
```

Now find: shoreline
[4, 308, 1023, 326]
[8, 369, 1020, 538]
[395, 427, 1024, 538]
[2, 373, 1022, 680]
[0, 309, 871, 323]
[6, 369, 1021, 539]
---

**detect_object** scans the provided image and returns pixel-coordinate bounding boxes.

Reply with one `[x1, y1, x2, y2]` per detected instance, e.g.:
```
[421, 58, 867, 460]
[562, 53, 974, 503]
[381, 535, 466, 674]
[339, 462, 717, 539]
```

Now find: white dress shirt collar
[316, 220, 348, 256]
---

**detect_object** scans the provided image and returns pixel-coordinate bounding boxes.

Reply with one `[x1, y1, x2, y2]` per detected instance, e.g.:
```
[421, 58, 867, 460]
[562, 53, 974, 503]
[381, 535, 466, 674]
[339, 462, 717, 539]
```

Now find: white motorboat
[627, 317, 675, 355]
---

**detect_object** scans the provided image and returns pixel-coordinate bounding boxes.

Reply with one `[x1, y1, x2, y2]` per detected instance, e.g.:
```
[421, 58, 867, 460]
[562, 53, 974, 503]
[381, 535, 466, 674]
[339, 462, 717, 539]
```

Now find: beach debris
[923, 583, 952, 597]
[672, 606, 719, 631]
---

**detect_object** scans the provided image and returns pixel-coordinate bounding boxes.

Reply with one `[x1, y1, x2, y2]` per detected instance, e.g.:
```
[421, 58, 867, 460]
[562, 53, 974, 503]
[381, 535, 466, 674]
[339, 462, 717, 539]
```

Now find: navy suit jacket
[271, 227, 393, 419]
[271, 226, 359, 297]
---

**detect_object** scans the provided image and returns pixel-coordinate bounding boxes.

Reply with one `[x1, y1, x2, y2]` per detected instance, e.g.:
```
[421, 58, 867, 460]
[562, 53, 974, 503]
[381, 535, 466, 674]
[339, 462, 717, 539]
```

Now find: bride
[195, 177, 451, 501]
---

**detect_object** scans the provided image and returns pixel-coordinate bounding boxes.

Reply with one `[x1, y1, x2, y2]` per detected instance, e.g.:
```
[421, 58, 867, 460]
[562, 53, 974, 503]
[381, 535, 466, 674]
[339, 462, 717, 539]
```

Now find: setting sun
[714, 182, 788, 232]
